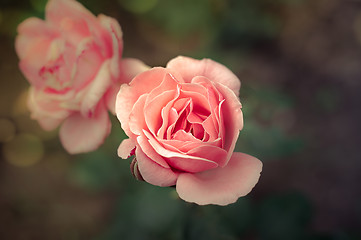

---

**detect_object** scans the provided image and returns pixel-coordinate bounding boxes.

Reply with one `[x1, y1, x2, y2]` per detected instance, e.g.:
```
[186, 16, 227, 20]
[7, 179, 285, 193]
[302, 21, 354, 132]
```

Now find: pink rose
[15, 0, 148, 154]
[116, 56, 262, 205]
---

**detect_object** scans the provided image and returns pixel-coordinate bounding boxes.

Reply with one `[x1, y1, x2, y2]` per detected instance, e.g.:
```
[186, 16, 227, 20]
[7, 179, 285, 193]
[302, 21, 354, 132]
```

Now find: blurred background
[0, 0, 361, 239]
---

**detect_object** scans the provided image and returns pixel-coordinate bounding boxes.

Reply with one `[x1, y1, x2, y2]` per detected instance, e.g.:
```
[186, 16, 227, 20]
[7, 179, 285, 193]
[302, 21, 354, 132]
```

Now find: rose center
[171, 100, 210, 141]
[39, 56, 71, 94]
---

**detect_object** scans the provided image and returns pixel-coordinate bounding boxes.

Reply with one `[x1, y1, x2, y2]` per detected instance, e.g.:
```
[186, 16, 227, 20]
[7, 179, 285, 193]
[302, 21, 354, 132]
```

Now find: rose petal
[128, 94, 148, 136]
[118, 58, 150, 84]
[157, 99, 178, 138]
[116, 68, 170, 137]
[167, 155, 217, 173]
[46, 0, 97, 45]
[186, 145, 228, 166]
[118, 138, 136, 159]
[36, 117, 62, 130]
[187, 112, 204, 124]
[172, 100, 192, 134]
[136, 147, 178, 187]
[191, 76, 224, 141]
[104, 59, 149, 114]
[129, 68, 177, 97]
[202, 116, 218, 141]
[71, 38, 104, 90]
[59, 102, 111, 154]
[166, 56, 241, 96]
[172, 130, 200, 142]
[143, 130, 218, 173]
[80, 60, 112, 117]
[181, 82, 208, 96]
[159, 137, 222, 153]
[104, 84, 120, 114]
[137, 134, 170, 168]
[27, 87, 71, 121]
[214, 82, 243, 164]
[29, 90, 66, 131]
[98, 14, 123, 68]
[144, 89, 178, 136]
[176, 152, 262, 205]
[146, 73, 180, 104]
[17, 38, 55, 87]
[179, 89, 210, 116]
[173, 97, 190, 113]
[115, 84, 133, 137]
[16, 17, 57, 60]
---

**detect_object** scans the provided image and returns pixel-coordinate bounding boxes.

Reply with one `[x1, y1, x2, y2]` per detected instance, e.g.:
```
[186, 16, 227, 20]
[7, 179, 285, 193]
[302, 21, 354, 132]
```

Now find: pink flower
[15, 0, 148, 154]
[116, 56, 262, 205]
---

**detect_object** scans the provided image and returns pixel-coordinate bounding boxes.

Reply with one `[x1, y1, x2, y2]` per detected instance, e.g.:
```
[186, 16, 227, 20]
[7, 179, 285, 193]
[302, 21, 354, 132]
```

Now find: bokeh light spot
[0, 118, 16, 142]
[3, 133, 44, 167]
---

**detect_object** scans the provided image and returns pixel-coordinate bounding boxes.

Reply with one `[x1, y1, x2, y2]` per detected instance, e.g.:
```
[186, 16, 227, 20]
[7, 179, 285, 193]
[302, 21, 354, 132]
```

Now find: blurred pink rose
[15, 0, 148, 154]
[116, 56, 262, 205]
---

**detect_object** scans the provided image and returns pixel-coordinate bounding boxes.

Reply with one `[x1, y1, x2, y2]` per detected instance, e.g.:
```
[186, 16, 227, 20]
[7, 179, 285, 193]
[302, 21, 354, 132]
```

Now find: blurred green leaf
[30, 0, 47, 13]
[144, 0, 215, 39]
[118, 0, 158, 14]
[217, 0, 281, 49]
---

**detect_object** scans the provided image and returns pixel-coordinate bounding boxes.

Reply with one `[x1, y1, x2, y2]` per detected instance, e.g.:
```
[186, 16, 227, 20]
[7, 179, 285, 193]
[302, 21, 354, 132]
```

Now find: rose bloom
[15, 0, 147, 154]
[116, 56, 262, 205]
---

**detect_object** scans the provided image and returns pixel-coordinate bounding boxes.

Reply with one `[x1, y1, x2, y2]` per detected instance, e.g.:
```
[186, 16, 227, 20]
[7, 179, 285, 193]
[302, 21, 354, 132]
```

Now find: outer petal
[128, 94, 148, 136]
[106, 58, 149, 114]
[46, 0, 95, 22]
[118, 58, 150, 84]
[15, 17, 57, 60]
[104, 86, 120, 115]
[136, 147, 179, 187]
[59, 102, 111, 154]
[176, 152, 262, 206]
[35, 116, 63, 131]
[127, 67, 176, 97]
[115, 68, 170, 137]
[166, 56, 241, 96]
[214, 81, 244, 164]
[118, 138, 136, 159]
[137, 134, 170, 168]
[46, 0, 97, 44]
[16, 17, 56, 87]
